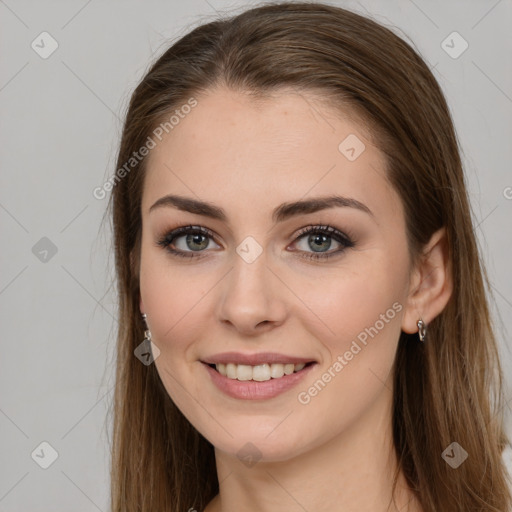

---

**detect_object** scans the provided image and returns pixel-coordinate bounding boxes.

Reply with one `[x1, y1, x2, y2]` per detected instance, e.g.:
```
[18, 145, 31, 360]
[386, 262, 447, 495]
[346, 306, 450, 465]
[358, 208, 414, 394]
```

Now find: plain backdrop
[1, 0, 511, 510]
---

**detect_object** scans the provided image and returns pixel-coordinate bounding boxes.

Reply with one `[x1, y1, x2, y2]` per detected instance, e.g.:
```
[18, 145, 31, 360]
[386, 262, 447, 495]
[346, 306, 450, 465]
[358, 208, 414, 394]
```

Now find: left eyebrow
[148, 194, 374, 222]
[272, 195, 374, 222]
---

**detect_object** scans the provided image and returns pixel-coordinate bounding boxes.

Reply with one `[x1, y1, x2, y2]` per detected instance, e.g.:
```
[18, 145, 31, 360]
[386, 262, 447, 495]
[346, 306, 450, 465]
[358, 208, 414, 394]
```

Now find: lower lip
[202, 362, 316, 400]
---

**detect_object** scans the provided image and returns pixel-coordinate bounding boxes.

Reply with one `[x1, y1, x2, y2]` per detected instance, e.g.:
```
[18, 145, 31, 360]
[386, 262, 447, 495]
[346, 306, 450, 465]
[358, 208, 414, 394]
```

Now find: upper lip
[202, 352, 316, 366]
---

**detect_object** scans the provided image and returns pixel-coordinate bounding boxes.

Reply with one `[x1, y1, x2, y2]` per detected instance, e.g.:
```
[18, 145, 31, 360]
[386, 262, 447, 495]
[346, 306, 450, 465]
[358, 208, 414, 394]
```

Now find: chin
[200, 422, 315, 464]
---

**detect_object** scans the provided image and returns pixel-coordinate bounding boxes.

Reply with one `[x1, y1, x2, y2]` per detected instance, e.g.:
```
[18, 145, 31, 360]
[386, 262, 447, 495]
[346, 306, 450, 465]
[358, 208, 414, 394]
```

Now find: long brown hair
[105, 2, 512, 510]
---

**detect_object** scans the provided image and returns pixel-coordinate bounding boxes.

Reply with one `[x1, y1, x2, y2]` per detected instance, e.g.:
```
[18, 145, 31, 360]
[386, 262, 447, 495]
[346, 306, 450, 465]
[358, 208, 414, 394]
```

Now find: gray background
[0, 0, 511, 510]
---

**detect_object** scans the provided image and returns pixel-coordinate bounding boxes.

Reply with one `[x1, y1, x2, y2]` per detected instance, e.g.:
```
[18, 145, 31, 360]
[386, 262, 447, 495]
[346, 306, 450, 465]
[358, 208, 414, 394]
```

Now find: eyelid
[292, 224, 354, 245]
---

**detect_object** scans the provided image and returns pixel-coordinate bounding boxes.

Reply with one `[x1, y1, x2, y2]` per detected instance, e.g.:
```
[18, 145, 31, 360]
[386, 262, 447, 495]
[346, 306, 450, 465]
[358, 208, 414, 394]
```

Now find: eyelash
[155, 224, 355, 261]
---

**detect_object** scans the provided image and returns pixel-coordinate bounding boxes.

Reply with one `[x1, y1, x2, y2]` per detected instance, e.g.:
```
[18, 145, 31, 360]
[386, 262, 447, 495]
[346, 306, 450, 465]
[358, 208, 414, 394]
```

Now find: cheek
[294, 255, 407, 352]
[139, 252, 211, 419]
[291, 269, 405, 441]
[139, 248, 217, 358]
[289, 252, 408, 416]
[140, 254, 192, 366]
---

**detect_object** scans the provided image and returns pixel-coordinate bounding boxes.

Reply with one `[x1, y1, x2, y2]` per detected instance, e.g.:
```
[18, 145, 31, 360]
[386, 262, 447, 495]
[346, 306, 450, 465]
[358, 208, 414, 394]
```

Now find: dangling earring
[135, 313, 160, 365]
[142, 313, 151, 342]
[417, 318, 427, 342]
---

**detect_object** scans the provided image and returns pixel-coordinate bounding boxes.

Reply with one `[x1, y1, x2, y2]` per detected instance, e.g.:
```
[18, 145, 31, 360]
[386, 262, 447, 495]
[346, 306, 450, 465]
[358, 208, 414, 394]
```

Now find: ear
[401, 227, 453, 334]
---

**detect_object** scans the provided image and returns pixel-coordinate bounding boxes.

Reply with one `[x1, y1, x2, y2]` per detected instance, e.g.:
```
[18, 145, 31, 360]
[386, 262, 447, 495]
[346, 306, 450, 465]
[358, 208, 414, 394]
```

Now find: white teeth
[213, 362, 309, 381]
[226, 363, 237, 379]
[236, 364, 253, 381]
[252, 364, 270, 382]
[270, 363, 285, 379]
[284, 363, 295, 375]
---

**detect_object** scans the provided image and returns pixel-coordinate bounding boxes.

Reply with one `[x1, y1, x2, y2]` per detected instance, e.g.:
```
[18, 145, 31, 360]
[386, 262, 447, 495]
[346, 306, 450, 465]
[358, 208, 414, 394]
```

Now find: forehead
[141, 87, 401, 224]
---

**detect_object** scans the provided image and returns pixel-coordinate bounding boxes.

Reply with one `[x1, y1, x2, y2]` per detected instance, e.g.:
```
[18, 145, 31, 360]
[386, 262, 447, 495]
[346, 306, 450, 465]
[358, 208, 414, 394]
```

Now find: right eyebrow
[149, 194, 227, 221]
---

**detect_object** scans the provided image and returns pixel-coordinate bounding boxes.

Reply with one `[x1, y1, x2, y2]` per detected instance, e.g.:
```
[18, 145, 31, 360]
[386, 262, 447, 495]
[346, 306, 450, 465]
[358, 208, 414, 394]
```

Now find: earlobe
[401, 227, 453, 335]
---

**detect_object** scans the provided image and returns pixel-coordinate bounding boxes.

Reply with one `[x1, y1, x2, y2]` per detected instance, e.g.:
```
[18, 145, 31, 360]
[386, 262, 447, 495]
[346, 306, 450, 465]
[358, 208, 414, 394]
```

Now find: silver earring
[142, 313, 151, 342]
[417, 318, 427, 342]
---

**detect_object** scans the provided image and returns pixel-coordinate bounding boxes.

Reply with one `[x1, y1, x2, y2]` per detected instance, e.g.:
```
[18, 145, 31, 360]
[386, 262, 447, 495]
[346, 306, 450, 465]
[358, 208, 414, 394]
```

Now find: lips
[200, 352, 317, 399]
[202, 360, 316, 400]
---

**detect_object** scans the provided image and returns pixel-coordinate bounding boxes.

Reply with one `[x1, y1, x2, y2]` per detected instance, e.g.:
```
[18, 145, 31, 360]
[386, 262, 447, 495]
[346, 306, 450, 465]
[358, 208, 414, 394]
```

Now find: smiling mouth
[207, 362, 315, 381]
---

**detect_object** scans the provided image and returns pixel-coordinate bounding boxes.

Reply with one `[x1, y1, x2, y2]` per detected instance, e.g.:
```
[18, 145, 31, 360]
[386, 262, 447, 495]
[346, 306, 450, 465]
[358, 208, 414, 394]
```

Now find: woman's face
[138, 87, 413, 462]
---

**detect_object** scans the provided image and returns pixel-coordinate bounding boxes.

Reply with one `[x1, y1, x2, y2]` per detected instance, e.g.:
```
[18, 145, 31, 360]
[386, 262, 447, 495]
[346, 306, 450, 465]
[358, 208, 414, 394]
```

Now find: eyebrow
[148, 194, 374, 223]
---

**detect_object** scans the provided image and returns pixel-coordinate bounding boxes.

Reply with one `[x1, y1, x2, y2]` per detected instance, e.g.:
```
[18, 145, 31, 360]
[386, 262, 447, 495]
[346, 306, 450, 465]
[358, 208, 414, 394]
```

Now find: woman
[107, 2, 512, 511]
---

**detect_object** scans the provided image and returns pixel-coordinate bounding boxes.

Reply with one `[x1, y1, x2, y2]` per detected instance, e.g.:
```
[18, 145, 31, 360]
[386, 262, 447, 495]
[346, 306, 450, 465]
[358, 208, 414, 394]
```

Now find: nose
[216, 247, 287, 336]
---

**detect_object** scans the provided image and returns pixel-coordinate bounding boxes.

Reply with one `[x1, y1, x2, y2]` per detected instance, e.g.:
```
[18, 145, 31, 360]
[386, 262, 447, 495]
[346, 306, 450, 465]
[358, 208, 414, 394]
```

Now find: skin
[138, 86, 452, 512]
